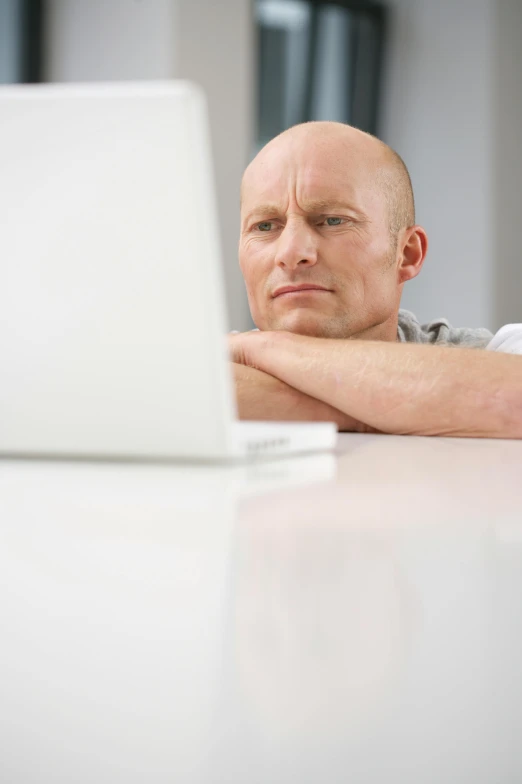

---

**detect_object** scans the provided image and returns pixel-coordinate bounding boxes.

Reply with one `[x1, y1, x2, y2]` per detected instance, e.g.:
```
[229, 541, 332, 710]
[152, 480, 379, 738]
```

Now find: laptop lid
[0, 82, 237, 459]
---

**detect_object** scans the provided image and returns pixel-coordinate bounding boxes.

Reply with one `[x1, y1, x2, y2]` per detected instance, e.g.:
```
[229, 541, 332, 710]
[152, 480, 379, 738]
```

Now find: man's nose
[274, 221, 318, 270]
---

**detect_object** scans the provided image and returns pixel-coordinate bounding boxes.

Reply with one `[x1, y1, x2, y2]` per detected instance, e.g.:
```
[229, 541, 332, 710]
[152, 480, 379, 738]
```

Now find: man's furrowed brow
[300, 198, 357, 213]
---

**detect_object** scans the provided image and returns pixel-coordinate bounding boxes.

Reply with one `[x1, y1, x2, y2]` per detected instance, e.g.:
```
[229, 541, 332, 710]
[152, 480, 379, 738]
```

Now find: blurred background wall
[2, 0, 521, 333]
[493, 1, 522, 335]
[44, 0, 254, 332]
[381, 0, 493, 329]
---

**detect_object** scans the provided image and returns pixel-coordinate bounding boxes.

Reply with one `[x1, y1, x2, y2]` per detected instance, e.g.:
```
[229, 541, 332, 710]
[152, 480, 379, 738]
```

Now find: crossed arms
[230, 330, 522, 438]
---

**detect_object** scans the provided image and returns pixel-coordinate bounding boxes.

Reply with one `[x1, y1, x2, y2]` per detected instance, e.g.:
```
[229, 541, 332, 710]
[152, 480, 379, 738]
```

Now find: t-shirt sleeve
[486, 324, 522, 355]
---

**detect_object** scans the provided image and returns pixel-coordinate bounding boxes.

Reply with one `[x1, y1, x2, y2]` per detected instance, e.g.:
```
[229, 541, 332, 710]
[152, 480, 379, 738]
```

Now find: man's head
[239, 122, 428, 341]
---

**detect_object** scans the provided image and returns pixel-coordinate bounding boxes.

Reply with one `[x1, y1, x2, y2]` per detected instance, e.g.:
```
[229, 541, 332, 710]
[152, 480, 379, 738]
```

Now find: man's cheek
[245, 287, 264, 326]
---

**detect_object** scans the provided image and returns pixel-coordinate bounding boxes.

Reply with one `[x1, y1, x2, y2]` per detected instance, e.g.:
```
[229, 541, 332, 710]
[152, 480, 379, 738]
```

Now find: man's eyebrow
[243, 204, 282, 221]
[244, 200, 360, 221]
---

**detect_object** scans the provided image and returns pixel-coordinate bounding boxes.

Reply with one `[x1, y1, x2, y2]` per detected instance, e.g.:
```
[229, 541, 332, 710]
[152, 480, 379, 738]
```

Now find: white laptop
[0, 81, 336, 461]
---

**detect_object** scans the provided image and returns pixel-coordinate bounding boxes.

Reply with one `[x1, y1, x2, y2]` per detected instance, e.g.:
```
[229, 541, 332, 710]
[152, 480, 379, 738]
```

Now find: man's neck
[349, 311, 400, 343]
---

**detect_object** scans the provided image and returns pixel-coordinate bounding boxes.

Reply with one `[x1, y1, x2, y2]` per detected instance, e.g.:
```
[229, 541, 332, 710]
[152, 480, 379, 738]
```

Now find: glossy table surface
[2, 433, 522, 783]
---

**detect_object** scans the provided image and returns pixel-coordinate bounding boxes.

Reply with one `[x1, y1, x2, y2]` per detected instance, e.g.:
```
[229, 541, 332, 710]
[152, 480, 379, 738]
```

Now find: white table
[1, 433, 522, 783]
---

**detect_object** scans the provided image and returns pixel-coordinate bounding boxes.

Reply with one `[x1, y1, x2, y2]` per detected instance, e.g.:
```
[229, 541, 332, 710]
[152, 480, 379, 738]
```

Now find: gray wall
[381, 0, 494, 329]
[0, 0, 23, 83]
[382, 0, 522, 332]
[493, 0, 522, 330]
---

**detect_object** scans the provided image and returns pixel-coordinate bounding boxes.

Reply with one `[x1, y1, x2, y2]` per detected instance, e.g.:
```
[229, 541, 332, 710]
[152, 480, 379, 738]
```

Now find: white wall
[381, 0, 494, 329]
[45, 0, 177, 81]
[45, 0, 254, 331]
[175, 0, 254, 331]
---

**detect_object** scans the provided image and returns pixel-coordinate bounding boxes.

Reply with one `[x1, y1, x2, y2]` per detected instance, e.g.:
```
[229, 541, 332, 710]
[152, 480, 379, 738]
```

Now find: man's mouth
[272, 284, 332, 298]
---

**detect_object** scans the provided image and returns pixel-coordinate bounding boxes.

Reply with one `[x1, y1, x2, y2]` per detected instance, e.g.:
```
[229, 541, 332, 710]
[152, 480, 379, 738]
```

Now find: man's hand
[229, 332, 261, 369]
[230, 330, 522, 439]
[232, 362, 372, 432]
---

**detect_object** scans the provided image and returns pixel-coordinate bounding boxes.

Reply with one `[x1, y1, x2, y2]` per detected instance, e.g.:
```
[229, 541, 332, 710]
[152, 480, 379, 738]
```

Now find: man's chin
[271, 310, 346, 339]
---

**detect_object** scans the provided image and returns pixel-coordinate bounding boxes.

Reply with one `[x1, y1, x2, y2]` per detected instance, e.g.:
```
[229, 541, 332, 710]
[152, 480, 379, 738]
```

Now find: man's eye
[257, 221, 273, 232]
[325, 217, 343, 226]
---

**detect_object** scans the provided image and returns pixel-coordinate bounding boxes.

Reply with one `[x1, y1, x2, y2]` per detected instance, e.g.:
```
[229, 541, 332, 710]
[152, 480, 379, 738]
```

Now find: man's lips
[272, 284, 332, 298]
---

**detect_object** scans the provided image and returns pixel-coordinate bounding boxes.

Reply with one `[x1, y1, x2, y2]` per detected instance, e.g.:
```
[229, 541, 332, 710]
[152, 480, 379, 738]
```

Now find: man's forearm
[232, 363, 370, 431]
[231, 333, 522, 438]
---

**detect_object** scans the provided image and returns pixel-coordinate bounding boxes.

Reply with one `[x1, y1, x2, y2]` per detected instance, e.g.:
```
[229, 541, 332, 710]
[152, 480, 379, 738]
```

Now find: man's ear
[397, 225, 428, 283]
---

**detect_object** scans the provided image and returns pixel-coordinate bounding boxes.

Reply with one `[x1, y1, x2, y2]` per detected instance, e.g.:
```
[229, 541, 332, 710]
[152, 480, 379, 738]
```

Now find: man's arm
[232, 362, 374, 432]
[230, 332, 522, 438]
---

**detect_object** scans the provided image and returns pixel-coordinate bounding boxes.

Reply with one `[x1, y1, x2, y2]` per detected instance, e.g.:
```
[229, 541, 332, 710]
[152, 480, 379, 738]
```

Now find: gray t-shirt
[397, 309, 493, 348]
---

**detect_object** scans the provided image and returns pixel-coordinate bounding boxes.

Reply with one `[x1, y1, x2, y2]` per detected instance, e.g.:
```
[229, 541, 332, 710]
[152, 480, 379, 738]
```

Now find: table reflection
[212, 434, 522, 783]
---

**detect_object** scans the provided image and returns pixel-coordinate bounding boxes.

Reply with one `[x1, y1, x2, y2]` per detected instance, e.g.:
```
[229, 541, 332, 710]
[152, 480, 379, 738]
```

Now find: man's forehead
[240, 125, 390, 216]
[241, 159, 366, 215]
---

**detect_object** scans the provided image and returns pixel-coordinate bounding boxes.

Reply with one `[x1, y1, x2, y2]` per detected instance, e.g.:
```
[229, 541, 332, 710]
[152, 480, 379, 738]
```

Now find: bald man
[229, 122, 522, 438]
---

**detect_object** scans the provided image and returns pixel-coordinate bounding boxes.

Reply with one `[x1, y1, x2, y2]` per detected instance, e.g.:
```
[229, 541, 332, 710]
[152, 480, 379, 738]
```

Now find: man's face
[239, 131, 401, 339]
